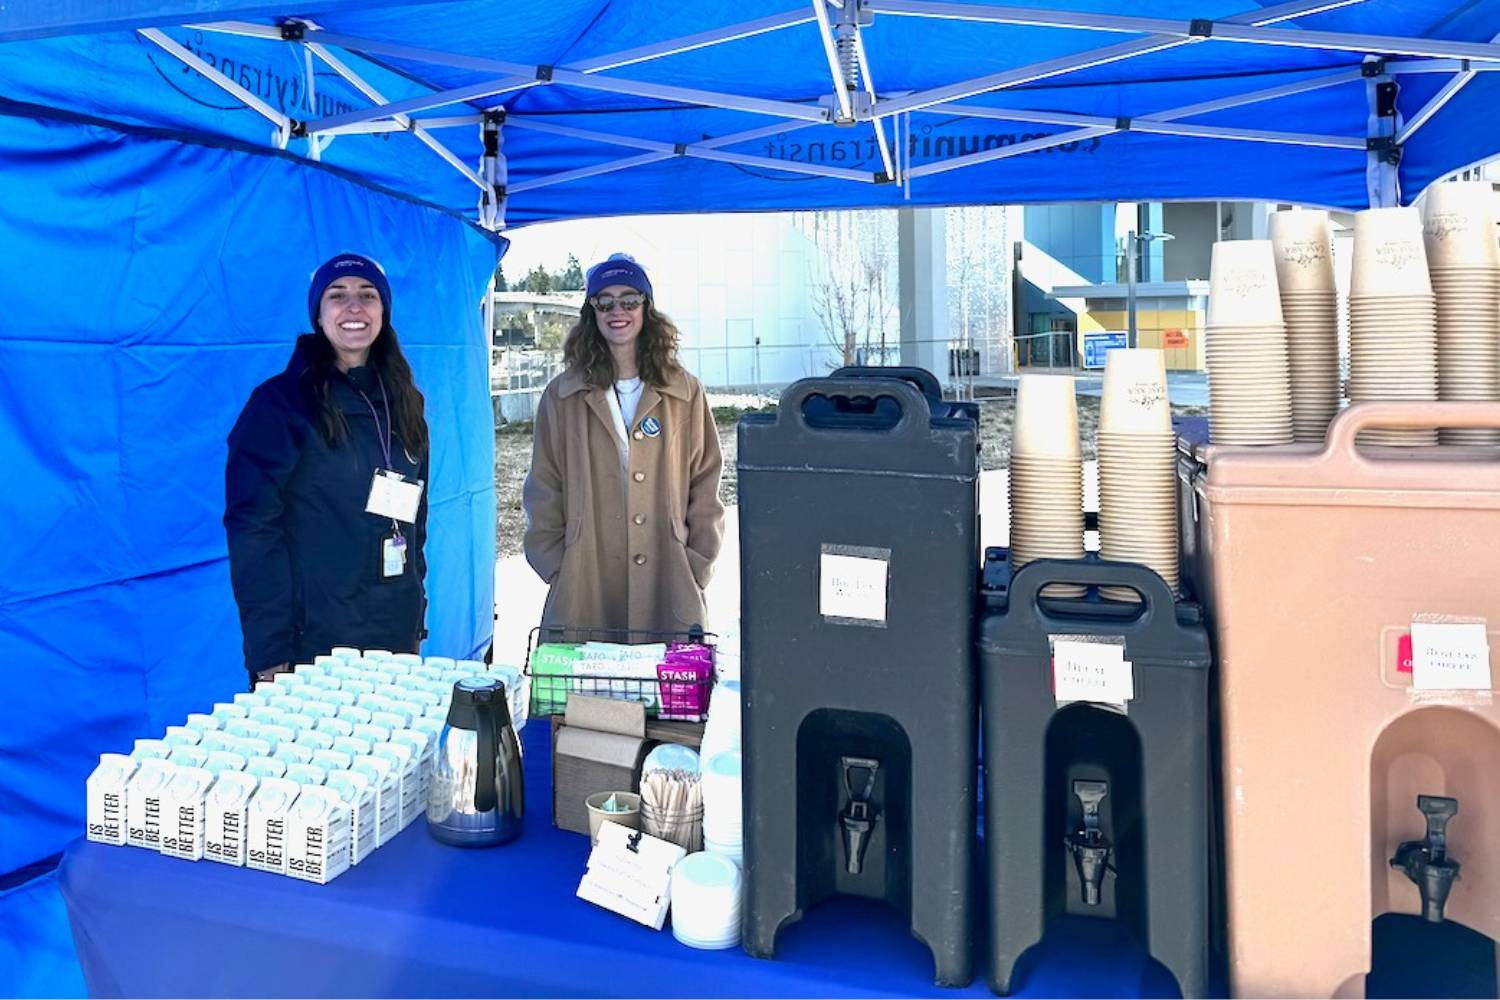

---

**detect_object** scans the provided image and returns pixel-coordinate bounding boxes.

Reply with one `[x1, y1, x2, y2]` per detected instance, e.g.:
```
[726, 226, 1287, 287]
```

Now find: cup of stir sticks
[640, 768, 703, 853]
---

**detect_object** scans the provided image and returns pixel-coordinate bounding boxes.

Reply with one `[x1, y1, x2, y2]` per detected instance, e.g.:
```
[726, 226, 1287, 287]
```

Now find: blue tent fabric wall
[0, 108, 503, 876]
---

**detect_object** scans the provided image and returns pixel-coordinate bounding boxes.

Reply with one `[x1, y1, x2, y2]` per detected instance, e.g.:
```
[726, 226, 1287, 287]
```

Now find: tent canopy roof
[5, 0, 1500, 225]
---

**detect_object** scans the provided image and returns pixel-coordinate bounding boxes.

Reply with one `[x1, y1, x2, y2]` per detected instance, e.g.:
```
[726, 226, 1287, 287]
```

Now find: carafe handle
[475, 696, 498, 814]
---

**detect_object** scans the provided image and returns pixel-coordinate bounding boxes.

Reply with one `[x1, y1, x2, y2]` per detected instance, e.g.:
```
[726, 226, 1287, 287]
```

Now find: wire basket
[524, 625, 715, 721]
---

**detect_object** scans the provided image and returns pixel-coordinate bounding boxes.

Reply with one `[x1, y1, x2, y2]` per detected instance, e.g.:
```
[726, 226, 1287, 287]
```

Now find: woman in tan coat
[523, 253, 725, 638]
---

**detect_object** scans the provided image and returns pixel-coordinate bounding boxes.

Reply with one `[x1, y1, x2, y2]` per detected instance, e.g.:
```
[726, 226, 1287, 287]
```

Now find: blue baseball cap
[585, 253, 653, 301]
[308, 253, 392, 327]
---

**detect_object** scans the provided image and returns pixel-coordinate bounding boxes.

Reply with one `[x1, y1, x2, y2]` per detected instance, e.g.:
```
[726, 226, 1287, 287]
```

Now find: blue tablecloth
[58, 725, 1178, 998]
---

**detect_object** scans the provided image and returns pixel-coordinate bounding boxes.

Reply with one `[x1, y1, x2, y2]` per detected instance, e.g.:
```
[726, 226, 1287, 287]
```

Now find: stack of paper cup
[1270, 210, 1341, 443]
[700, 749, 743, 864]
[699, 679, 741, 763]
[670, 852, 743, 949]
[1422, 181, 1500, 444]
[1097, 349, 1178, 602]
[1008, 375, 1085, 598]
[1205, 240, 1294, 445]
[1349, 206, 1438, 446]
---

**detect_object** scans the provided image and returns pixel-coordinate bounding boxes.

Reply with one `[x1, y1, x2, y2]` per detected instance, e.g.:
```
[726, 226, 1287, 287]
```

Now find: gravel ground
[494, 392, 1205, 558]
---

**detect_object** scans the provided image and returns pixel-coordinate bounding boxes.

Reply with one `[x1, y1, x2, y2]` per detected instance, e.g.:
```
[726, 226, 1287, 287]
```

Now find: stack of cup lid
[699, 679, 741, 764]
[1270, 210, 1341, 443]
[670, 851, 743, 950]
[1206, 240, 1294, 445]
[1422, 181, 1500, 445]
[1097, 348, 1179, 602]
[1349, 206, 1438, 446]
[1008, 374, 1085, 598]
[700, 749, 743, 865]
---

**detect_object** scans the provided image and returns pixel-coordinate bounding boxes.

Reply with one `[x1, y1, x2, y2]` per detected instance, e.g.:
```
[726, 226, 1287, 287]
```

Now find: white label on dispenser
[1411, 620, 1492, 691]
[819, 545, 889, 626]
[1051, 637, 1134, 708]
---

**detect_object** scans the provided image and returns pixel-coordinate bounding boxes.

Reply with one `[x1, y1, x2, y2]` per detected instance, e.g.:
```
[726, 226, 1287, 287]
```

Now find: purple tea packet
[657, 643, 714, 721]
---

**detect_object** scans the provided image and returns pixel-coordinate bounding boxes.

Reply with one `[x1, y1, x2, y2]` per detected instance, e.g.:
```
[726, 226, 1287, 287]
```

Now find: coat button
[633, 430, 644, 440]
[633, 554, 647, 565]
[632, 471, 645, 482]
[633, 513, 646, 525]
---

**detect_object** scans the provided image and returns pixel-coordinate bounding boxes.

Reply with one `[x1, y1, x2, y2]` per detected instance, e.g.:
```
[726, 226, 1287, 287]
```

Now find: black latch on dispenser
[1390, 794, 1461, 923]
[840, 756, 880, 875]
[1064, 779, 1114, 906]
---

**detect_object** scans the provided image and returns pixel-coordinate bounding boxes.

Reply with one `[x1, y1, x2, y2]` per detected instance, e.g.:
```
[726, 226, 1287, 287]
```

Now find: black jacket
[224, 335, 428, 674]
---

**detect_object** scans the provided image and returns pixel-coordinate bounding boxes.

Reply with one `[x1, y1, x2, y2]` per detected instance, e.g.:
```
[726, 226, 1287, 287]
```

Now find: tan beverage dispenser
[1185, 402, 1500, 996]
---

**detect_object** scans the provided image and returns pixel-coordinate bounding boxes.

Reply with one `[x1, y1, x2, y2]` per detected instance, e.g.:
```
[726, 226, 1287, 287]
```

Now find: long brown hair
[563, 299, 683, 388]
[300, 324, 429, 458]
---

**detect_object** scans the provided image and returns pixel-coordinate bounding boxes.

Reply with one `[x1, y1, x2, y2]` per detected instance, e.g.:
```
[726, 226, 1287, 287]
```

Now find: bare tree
[797, 211, 897, 368]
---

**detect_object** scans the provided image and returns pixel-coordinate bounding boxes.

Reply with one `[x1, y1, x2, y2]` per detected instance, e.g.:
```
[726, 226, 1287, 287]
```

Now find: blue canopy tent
[5, 0, 1500, 992]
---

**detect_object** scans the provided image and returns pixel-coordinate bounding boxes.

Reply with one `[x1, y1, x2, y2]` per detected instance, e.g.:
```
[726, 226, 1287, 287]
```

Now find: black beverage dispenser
[738, 373, 978, 987]
[978, 553, 1215, 997]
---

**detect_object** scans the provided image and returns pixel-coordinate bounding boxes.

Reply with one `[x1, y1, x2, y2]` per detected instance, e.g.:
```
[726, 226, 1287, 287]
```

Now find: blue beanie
[585, 253, 653, 301]
[308, 253, 392, 327]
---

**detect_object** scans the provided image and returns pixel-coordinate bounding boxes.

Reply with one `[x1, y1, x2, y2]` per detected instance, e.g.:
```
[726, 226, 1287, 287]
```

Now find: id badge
[382, 532, 407, 579]
[366, 469, 424, 524]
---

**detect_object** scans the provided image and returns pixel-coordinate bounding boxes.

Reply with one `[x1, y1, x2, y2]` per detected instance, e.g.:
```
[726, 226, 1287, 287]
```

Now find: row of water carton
[85, 648, 528, 884]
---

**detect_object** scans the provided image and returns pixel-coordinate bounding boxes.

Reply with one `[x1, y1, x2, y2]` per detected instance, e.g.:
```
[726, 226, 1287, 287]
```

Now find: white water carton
[233, 691, 267, 710]
[265, 694, 304, 714]
[337, 705, 373, 726]
[131, 738, 171, 761]
[280, 712, 317, 734]
[274, 742, 315, 766]
[248, 706, 282, 726]
[231, 736, 273, 761]
[223, 718, 262, 741]
[352, 723, 391, 746]
[204, 772, 258, 866]
[350, 755, 399, 846]
[342, 679, 377, 697]
[211, 702, 248, 724]
[310, 749, 353, 774]
[199, 732, 238, 753]
[322, 689, 357, 708]
[86, 754, 136, 845]
[283, 763, 327, 786]
[300, 699, 337, 720]
[324, 770, 377, 864]
[246, 777, 300, 874]
[391, 729, 435, 814]
[204, 751, 247, 776]
[296, 729, 336, 752]
[370, 710, 409, 732]
[389, 700, 426, 726]
[285, 786, 351, 884]
[259, 724, 295, 750]
[183, 713, 220, 736]
[159, 766, 214, 861]
[125, 759, 178, 850]
[372, 742, 418, 828]
[167, 746, 209, 770]
[317, 717, 354, 739]
[332, 736, 372, 759]
[271, 671, 308, 690]
[244, 757, 286, 780]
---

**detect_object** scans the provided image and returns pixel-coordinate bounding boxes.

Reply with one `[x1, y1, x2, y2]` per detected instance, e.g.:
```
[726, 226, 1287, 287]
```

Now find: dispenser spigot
[839, 756, 880, 875]
[1064, 780, 1113, 906]
[1390, 794, 1461, 923]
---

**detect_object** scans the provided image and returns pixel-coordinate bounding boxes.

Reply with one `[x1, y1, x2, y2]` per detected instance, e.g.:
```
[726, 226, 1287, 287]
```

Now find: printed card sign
[819, 545, 890, 625]
[1052, 638, 1134, 707]
[1410, 621, 1492, 691]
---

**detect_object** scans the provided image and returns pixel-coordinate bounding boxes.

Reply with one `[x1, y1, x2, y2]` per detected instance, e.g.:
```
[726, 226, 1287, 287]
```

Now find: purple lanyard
[352, 373, 395, 471]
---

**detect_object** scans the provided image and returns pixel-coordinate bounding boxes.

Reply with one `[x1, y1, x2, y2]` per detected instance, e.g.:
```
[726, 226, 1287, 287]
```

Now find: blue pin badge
[640, 416, 662, 438]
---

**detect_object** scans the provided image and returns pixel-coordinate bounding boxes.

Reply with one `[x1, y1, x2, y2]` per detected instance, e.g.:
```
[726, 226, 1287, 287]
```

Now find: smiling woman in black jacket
[224, 253, 429, 686]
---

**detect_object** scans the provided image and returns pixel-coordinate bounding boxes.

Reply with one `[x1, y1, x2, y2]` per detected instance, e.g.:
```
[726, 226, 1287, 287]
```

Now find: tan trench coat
[522, 366, 725, 637]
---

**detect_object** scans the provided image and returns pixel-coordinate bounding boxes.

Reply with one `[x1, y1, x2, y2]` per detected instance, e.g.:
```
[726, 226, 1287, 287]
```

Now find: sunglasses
[591, 294, 645, 314]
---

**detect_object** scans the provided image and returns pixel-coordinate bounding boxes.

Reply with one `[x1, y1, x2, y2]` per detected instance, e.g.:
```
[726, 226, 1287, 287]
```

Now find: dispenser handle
[777, 376, 935, 441]
[1323, 401, 1500, 456]
[1008, 557, 1179, 633]
[474, 688, 499, 815]
[828, 365, 945, 404]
